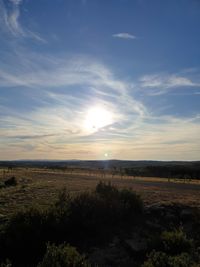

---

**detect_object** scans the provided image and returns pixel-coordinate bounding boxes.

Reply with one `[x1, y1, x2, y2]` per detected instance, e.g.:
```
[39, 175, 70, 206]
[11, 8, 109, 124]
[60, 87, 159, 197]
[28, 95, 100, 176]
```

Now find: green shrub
[55, 187, 71, 211]
[0, 182, 5, 189]
[37, 243, 90, 267]
[67, 192, 113, 243]
[67, 183, 144, 244]
[4, 177, 17, 187]
[142, 251, 192, 267]
[95, 181, 118, 199]
[143, 229, 197, 267]
[119, 188, 144, 219]
[0, 207, 46, 265]
[95, 181, 144, 219]
[0, 259, 12, 267]
[161, 228, 193, 255]
[168, 253, 192, 267]
[142, 251, 169, 267]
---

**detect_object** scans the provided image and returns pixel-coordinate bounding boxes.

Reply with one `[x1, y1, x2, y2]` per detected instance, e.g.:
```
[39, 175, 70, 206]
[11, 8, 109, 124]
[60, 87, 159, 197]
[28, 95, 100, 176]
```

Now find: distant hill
[0, 159, 200, 169]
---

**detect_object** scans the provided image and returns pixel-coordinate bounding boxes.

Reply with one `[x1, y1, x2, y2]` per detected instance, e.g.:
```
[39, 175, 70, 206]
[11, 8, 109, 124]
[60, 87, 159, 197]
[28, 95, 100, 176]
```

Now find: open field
[0, 167, 200, 221]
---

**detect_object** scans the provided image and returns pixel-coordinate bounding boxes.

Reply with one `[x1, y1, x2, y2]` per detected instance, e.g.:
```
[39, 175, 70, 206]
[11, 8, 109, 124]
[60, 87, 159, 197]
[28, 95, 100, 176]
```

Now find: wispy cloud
[8, 134, 56, 140]
[0, 51, 146, 117]
[112, 32, 136, 40]
[4, 0, 24, 36]
[139, 73, 200, 95]
[0, 54, 126, 91]
[0, 0, 45, 42]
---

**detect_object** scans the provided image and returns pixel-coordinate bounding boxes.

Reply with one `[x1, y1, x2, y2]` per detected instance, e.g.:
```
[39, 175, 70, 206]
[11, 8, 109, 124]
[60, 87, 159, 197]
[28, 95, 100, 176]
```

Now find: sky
[0, 0, 200, 161]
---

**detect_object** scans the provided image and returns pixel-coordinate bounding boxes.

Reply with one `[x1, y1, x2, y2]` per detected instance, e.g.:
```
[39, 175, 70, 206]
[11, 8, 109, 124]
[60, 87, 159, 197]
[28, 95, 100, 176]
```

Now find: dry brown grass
[0, 167, 200, 221]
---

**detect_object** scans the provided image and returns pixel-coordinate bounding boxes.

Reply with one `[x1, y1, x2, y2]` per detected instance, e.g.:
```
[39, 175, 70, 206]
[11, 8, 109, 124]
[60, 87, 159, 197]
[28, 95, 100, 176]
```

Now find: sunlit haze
[84, 106, 114, 133]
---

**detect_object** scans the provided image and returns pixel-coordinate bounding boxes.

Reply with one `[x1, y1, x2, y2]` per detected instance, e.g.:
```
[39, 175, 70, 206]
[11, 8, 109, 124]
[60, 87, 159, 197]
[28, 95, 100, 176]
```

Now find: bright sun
[84, 106, 113, 132]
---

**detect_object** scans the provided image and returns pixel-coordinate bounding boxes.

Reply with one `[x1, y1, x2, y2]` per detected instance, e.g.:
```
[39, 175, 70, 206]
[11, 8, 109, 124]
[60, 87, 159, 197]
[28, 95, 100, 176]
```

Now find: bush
[95, 181, 119, 199]
[142, 251, 169, 267]
[95, 181, 144, 219]
[0, 207, 46, 266]
[37, 243, 90, 267]
[161, 228, 193, 255]
[168, 253, 193, 267]
[55, 187, 71, 211]
[67, 191, 114, 244]
[4, 177, 17, 187]
[119, 188, 144, 219]
[142, 251, 193, 267]
[0, 182, 5, 189]
[67, 183, 144, 244]
[0, 260, 12, 267]
[143, 229, 197, 267]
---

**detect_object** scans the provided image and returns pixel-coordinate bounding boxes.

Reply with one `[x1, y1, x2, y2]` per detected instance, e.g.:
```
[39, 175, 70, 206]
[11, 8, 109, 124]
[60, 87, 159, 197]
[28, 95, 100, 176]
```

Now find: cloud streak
[0, 0, 45, 42]
[139, 73, 200, 95]
[4, 0, 24, 36]
[0, 51, 147, 117]
[112, 32, 136, 40]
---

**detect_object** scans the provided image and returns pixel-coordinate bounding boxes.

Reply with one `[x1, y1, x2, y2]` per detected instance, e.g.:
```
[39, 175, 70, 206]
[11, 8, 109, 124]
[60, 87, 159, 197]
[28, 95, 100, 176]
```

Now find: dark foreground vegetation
[0, 177, 17, 189]
[0, 182, 200, 267]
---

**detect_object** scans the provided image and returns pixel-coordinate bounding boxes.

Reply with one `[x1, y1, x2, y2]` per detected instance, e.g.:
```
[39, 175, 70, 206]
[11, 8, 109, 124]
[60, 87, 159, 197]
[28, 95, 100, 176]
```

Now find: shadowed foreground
[0, 181, 200, 267]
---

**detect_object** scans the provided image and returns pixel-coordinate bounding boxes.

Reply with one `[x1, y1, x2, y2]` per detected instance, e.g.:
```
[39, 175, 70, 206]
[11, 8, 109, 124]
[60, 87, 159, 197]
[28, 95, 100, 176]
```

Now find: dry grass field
[0, 167, 200, 221]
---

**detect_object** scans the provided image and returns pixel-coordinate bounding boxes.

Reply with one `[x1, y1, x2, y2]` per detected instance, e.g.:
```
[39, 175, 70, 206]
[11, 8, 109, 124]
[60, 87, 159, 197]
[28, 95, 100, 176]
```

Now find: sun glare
[84, 106, 113, 133]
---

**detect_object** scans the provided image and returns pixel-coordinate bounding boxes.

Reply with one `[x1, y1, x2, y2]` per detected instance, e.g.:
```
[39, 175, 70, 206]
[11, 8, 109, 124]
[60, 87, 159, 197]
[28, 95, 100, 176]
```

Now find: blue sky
[0, 0, 200, 160]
